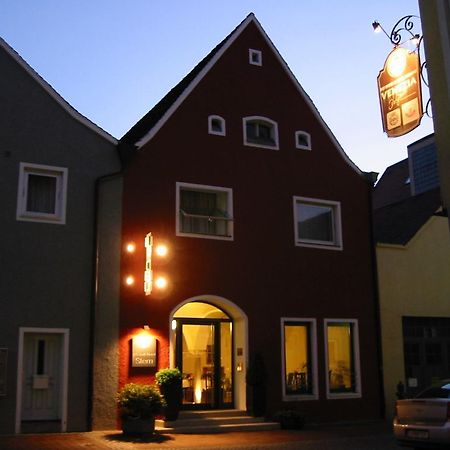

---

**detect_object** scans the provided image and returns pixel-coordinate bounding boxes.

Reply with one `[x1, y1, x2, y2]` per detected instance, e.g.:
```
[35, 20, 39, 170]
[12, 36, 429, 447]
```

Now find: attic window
[249, 49, 262, 66]
[208, 115, 226, 136]
[243, 116, 279, 150]
[295, 131, 312, 150]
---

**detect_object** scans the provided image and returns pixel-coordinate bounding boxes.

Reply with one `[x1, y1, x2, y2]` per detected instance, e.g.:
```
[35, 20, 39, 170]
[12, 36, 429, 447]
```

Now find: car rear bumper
[393, 418, 450, 448]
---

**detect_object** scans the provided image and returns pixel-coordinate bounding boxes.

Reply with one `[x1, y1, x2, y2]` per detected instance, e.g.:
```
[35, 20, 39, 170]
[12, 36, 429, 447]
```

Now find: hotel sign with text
[377, 47, 423, 137]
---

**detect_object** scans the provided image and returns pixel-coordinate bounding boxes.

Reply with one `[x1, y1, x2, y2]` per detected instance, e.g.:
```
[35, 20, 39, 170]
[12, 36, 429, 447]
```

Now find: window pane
[327, 323, 356, 393]
[27, 174, 57, 214]
[297, 203, 333, 243]
[180, 189, 229, 236]
[284, 323, 312, 395]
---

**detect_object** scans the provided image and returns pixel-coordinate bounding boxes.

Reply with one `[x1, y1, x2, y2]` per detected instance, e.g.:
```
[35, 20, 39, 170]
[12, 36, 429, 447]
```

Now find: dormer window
[243, 116, 279, 150]
[208, 115, 226, 136]
[249, 49, 262, 66]
[295, 131, 312, 150]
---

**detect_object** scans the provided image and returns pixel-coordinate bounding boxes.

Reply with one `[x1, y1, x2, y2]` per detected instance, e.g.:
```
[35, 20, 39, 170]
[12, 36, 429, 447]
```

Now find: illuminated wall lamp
[125, 275, 135, 286]
[154, 276, 168, 290]
[126, 242, 136, 253]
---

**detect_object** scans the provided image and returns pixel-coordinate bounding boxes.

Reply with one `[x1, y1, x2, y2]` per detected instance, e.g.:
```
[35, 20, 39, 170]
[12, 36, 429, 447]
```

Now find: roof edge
[0, 37, 118, 145]
[135, 14, 363, 176]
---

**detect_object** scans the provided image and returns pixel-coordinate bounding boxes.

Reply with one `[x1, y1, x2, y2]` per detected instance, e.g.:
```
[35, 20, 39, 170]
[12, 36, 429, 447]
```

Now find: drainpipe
[364, 171, 386, 419]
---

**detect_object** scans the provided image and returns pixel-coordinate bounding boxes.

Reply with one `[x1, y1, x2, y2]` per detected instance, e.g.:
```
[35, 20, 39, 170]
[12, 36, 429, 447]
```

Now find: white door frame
[15, 327, 69, 434]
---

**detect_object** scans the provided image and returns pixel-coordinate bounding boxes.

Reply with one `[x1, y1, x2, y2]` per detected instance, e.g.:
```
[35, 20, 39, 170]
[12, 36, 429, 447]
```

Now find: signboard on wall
[132, 335, 157, 368]
[377, 47, 423, 137]
[0, 348, 7, 396]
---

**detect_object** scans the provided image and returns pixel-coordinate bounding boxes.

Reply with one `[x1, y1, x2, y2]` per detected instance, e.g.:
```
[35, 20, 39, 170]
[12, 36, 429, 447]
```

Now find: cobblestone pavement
[0, 421, 399, 450]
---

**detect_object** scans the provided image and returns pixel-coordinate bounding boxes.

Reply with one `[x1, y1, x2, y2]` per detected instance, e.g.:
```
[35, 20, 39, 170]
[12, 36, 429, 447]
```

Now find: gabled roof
[120, 13, 362, 176]
[373, 158, 411, 209]
[0, 37, 117, 145]
[373, 188, 443, 245]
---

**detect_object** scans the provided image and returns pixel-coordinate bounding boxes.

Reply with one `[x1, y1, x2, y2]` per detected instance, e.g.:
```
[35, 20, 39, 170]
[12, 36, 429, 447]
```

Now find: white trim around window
[176, 182, 234, 241]
[208, 115, 226, 136]
[293, 196, 343, 250]
[324, 319, 362, 399]
[16, 162, 68, 225]
[243, 116, 279, 150]
[295, 131, 312, 150]
[249, 48, 262, 66]
[281, 318, 318, 401]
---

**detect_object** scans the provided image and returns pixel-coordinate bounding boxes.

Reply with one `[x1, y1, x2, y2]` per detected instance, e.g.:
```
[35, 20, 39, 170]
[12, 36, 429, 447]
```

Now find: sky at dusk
[1, 1, 434, 176]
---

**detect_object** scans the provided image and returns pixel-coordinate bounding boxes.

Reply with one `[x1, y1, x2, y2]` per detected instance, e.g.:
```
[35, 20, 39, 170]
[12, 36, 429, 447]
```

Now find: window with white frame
[325, 319, 361, 398]
[293, 196, 342, 250]
[208, 115, 226, 136]
[176, 182, 233, 240]
[295, 131, 311, 150]
[249, 49, 262, 66]
[243, 116, 279, 150]
[16, 162, 68, 224]
[281, 318, 317, 400]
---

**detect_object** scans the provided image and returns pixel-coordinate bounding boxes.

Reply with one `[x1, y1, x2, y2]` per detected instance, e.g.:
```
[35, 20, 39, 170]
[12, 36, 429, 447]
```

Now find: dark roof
[373, 158, 410, 209]
[120, 15, 251, 145]
[373, 187, 443, 245]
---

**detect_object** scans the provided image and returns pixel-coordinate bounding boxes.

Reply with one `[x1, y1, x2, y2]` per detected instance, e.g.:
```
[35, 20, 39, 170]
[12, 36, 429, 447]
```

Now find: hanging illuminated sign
[377, 47, 423, 137]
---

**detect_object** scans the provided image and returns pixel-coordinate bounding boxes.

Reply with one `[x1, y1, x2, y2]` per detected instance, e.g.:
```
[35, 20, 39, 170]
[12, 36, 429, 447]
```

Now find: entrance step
[156, 409, 280, 434]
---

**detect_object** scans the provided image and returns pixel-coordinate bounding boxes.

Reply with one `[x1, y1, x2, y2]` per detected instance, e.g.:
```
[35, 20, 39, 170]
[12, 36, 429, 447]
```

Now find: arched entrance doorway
[170, 297, 247, 410]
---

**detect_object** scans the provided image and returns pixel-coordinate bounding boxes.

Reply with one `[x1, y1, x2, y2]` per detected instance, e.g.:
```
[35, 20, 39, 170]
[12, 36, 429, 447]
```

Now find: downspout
[364, 171, 386, 419]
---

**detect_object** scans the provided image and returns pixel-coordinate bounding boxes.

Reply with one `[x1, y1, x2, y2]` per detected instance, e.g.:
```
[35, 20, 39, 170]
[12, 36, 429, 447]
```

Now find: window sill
[17, 213, 65, 225]
[326, 392, 361, 400]
[176, 231, 233, 241]
[244, 140, 279, 150]
[295, 241, 342, 251]
[283, 393, 318, 401]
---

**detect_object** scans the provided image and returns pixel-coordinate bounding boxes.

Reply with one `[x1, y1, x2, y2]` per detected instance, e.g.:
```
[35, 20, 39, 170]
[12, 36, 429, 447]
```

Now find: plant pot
[160, 381, 182, 421]
[122, 416, 155, 437]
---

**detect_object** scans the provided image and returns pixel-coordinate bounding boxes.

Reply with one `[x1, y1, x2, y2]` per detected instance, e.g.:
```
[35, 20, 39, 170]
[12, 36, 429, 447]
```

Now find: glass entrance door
[175, 318, 233, 409]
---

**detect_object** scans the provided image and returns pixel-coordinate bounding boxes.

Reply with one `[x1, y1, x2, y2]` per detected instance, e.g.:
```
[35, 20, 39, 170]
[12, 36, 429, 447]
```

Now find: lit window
[295, 131, 312, 150]
[325, 320, 361, 397]
[208, 115, 226, 136]
[16, 162, 68, 224]
[176, 182, 233, 240]
[243, 116, 279, 150]
[282, 319, 317, 400]
[293, 196, 342, 250]
[249, 49, 262, 66]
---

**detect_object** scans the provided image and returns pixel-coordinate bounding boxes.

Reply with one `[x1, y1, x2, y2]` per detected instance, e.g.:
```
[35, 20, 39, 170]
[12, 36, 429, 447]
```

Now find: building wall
[0, 43, 120, 433]
[118, 21, 382, 422]
[419, 0, 450, 230]
[377, 215, 450, 417]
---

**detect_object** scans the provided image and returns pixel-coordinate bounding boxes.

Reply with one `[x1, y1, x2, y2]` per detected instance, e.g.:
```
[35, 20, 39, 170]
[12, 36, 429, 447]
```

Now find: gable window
[295, 131, 311, 150]
[249, 49, 262, 66]
[325, 319, 361, 398]
[208, 115, 226, 136]
[176, 182, 233, 240]
[282, 318, 318, 400]
[293, 196, 342, 250]
[16, 162, 68, 224]
[243, 116, 279, 150]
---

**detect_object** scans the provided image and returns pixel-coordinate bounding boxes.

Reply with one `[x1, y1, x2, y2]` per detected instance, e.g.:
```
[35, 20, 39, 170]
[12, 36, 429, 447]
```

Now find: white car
[393, 380, 450, 448]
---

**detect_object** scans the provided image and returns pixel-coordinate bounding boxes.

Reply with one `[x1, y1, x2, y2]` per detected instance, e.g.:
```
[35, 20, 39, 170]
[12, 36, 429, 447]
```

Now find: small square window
[325, 319, 361, 398]
[249, 49, 262, 66]
[16, 163, 68, 224]
[176, 182, 233, 240]
[293, 196, 342, 250]
[295, 131, 311, 150]
[208, 115, 226, 136]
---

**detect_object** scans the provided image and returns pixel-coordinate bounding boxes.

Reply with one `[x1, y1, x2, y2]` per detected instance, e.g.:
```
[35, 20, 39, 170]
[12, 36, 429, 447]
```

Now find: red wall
[118, 21, 382, 421]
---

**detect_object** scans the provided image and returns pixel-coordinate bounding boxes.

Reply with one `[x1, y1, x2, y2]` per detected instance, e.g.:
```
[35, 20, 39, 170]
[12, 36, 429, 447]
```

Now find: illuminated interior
[327, 323, 355, 393]
[173, 302, 232, 407]
[284, 323, 312, 395]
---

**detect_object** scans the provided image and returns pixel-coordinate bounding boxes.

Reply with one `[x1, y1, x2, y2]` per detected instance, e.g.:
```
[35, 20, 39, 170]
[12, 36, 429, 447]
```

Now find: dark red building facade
[117, 14, 382, 422]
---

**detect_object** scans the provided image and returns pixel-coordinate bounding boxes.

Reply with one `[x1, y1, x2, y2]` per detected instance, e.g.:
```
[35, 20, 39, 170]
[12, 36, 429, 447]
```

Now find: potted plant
[156, 368, 182, 421]
[274, 409, 306, 430]
[246, 352, 266, 417]
[116, 383, 165, 436]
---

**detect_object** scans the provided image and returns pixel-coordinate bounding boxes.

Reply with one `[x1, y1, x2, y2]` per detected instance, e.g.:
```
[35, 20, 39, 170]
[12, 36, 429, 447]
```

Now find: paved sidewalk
[0, 420, 393, 450]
